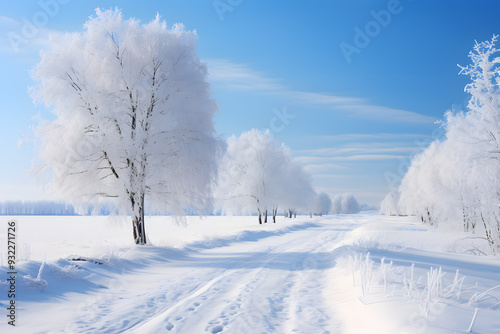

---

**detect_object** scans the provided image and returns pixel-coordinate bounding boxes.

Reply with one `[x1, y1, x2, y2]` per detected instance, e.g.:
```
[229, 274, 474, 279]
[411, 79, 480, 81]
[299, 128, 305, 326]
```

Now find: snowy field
[1, 213, 500, 333]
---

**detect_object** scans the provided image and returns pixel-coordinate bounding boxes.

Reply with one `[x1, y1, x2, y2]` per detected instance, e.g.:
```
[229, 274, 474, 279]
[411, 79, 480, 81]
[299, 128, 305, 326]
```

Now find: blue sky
[0, 0, 499, 206]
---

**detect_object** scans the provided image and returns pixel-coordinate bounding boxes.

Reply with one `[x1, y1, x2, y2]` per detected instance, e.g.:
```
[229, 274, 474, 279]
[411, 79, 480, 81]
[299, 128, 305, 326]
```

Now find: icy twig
[467, 307, 478, 332]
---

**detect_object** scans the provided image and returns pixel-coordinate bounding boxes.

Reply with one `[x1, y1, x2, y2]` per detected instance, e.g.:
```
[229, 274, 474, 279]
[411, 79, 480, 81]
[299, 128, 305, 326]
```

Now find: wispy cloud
[0, 16, 59, 54]
[294, 134, 427, 166]
[206, 59, 436, 123]
[293, 135, 425, 200]
[297, 154, 407, 164]
[0, 16, 18, 27]
[206, 60, 283, 92]
[304, 163, 347, 174]
[313, 174, 344, 179]
[297, 146, 422, 156]
[317, 133, 433, 141]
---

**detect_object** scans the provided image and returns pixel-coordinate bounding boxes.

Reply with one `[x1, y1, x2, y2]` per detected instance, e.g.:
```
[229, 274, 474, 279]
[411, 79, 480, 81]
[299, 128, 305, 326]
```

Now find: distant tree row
[0, 201, 76, 215]
[0, 201, 119, 215]
[213, 130, 360, 223]
[381, 37, 500, 254]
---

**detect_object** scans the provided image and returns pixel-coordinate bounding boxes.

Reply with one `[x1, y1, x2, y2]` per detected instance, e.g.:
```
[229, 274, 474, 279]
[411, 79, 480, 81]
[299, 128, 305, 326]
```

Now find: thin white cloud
[206, 59, 435, 123]
[313, 174, 344, 178]
[304, 163, 347, 173]
[0, 16, 59, 54]
[339, 104, 435, 123]
[286, 90, 362, 105]
[294, 137, 423, 206]
[336, 154, 408, 161]
[0, 16, 19, 27]
[207, 60, 283, 92]
[205, 59, 275, 89]
[297, 146, 422, 156]
[296, 154, 407, 164]
[317, 133, 432, 141]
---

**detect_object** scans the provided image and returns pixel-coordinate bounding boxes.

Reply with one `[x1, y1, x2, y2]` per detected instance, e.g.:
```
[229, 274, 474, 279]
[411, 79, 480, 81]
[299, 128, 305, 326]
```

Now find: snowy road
[4, 214, 500, 333]
[64, 217, 353, 334]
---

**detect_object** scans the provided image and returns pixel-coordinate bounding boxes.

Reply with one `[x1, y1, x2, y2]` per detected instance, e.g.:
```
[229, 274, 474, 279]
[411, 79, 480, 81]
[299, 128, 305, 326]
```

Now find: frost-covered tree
[30, 9, 222, 244]
[313, 192, 332, 216]
[386, 36, 500, 253]
[331, 194, 342, 215]
[380, 189, 402, 216]
[281, 160, 316, 219]
[331, 193, 361, 214]
[216, 129, 313, 224]
[341, 193, 360, 214]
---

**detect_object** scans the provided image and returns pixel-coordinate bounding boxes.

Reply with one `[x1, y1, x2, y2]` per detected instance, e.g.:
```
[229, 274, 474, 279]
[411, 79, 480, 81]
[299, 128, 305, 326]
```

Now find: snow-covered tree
[216, 129, 314, 224]
[386, 36, 500, 253]
[281, 159, 316, 219]
[30, 9, 222, 244]
[331, 193, 361, 214]
[341, 193, 360, 214]
[380, 189, 402, 216]
[313, 192, 332, 216]
[331, 194, 341, 214]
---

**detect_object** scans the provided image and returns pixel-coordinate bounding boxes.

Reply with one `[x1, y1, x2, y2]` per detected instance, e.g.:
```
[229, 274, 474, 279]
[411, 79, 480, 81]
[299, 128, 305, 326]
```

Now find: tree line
[382, 36, 500, 254]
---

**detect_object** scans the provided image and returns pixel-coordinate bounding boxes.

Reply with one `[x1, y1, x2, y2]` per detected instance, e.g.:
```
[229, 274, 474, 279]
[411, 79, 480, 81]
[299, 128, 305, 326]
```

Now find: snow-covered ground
[1, 213, 500, 333]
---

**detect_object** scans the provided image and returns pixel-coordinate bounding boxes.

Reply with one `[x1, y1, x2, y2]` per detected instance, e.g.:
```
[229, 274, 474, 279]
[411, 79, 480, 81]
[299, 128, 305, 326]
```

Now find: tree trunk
[258, 209, 262, 224]
[273, 208, 277, 223]
[264, 210, 268, 223]
[132, 193, 146, 245]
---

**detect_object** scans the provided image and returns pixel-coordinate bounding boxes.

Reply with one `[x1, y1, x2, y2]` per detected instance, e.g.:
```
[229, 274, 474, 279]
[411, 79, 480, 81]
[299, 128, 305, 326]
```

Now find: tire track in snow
[129, 269, 235, 333]
[66, 218, 358, 333]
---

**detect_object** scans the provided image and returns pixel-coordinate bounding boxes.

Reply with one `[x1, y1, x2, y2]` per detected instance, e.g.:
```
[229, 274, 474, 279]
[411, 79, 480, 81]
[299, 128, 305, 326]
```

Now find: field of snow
[1, 213, 500, 333]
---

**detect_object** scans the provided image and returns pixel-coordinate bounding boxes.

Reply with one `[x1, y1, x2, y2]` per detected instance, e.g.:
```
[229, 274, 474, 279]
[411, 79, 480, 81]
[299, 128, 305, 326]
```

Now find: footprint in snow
[211, 325, 224, 333]
[187, 302, 201, 312]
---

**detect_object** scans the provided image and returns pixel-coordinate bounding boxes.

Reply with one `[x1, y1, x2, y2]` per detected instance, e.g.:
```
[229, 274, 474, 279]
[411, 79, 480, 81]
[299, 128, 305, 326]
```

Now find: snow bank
[328, 215, 500, 333]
